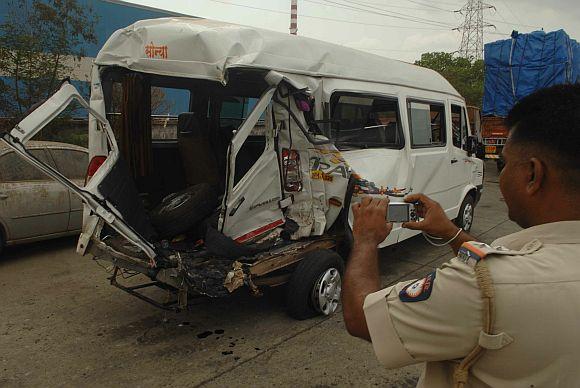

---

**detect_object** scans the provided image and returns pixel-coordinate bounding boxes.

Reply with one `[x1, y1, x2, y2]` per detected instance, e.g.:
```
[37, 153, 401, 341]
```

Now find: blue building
[0, 0, 194, 116]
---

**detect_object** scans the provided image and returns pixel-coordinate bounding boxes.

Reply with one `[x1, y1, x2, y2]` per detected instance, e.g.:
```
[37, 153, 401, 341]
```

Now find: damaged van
[0, 18, 483, 319]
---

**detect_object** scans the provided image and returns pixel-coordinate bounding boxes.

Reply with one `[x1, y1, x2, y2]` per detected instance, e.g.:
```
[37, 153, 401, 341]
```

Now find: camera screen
[387, 204, 410, 222]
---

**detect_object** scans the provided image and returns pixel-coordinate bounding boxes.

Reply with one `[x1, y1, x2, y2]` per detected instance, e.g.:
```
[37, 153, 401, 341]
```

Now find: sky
[125, 0, 580, 63]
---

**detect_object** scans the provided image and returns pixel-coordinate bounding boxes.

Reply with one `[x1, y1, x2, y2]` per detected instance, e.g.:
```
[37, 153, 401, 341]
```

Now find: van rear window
[328, 93, 404, 150]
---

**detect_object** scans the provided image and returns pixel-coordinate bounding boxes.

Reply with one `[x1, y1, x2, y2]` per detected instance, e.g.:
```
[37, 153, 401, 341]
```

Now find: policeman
[342, 84, 580, 387]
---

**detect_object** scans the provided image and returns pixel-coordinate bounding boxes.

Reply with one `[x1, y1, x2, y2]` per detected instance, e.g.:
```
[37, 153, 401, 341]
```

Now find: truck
[481, 116, 508, 170]
[482, 29, 579, 171]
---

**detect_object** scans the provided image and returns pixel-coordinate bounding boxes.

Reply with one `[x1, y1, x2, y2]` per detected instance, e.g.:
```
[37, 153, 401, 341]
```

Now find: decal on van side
[145, 42, 168, 59]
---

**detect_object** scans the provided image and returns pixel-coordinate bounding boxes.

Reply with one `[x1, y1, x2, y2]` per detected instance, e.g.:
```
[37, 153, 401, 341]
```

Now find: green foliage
[0, 0, 97, 124]
[414, 52, 484, 107]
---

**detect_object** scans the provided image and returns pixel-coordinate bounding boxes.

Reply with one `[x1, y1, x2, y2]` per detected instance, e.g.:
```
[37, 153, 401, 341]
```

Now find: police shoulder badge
[399, 272, 436, 302]
[457, 241, 491, 267]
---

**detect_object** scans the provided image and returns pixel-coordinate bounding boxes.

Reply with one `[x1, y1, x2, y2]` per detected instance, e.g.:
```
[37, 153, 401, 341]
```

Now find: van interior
[102, 67, 272, 211]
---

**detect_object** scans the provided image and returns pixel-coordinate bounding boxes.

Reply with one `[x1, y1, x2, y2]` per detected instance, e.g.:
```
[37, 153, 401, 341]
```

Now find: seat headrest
[177, 113, 200, 136]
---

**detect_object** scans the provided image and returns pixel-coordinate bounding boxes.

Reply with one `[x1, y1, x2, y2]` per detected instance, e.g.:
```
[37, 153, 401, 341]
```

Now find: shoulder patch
[457, 240, 543, 267]
[399, 272, 436, 302]
[457, 241, 490, 267]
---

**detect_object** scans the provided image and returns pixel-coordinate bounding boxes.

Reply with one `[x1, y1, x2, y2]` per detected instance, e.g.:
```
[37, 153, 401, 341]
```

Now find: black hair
[506, 83, 580, 189]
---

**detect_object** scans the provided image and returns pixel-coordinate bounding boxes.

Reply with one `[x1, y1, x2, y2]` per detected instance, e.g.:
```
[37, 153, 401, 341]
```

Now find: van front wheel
[286, 249, 345, 320]
[455, 195, 475, 232]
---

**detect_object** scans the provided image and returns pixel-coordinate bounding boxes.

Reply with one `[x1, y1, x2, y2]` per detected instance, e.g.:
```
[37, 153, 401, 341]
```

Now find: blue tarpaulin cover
[483, 29, 580, 117]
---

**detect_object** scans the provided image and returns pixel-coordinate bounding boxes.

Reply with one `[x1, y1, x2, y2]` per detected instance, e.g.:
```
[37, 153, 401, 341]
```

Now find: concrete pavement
[0, 162, 519, 387]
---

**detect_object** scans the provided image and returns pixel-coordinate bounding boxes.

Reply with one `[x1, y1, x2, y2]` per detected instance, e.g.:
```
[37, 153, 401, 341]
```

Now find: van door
[449, 103, 472, 206]
[405, 100, 454, 212]
[219, 87, 285, 243]
[0, 82, 158, 262]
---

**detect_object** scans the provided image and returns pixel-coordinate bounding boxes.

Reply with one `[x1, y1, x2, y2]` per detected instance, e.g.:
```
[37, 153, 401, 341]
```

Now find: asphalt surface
[0, 161, 520, 387]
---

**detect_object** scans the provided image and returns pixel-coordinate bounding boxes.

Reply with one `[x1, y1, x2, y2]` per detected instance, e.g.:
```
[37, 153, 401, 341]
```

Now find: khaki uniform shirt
[363, 221, 580, 387]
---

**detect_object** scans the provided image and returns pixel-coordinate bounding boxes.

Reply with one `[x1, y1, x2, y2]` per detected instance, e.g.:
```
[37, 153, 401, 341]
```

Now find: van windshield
[327, 94, 404, 150]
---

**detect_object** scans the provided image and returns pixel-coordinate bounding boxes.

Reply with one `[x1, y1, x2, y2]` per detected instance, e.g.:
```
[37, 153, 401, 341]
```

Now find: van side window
[408, 101, 446, 147]
[151, 87, 190, 140]
[0, 150, 54, 182]
[219, 97, 265, 129]
[216, 96, 267, 187]
[451, 104, 468, 150]
[328, 93, 403, 149]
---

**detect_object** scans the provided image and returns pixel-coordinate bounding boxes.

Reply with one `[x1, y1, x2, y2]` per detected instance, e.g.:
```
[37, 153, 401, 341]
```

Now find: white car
[1, 18, 483, 319]
[0, 141, 88, 254]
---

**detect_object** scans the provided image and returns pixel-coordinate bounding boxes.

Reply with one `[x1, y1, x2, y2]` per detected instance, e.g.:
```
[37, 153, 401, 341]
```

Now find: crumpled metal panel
[274, 87, 350, 240]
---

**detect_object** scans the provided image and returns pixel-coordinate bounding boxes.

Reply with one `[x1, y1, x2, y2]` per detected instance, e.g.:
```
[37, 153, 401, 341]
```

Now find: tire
[455, 195, 475, 232]
[286, 249, 345, 320]
[150, 183, 218, 238]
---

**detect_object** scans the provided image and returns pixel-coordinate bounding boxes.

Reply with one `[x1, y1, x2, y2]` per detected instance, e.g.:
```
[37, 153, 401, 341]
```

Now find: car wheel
[150, 183, 218, 239]
[455, 195, 475, 232]
[286, 249, 345, 320]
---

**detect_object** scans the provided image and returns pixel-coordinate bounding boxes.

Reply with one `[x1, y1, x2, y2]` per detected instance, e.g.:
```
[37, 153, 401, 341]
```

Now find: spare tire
[150, 184, 218, 238]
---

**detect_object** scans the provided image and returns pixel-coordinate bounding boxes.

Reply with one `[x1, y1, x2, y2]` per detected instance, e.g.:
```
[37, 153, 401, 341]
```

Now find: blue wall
[1, 0, 191, 116]
[0, 0, 180, 57]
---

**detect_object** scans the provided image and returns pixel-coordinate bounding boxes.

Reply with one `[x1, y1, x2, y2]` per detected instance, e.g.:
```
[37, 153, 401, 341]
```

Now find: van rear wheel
[455, 195, 475, 232]
[286, 249, 345, 320]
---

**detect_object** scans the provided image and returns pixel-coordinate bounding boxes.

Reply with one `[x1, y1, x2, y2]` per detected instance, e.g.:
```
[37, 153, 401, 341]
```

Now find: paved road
[0, 162, 519, 387]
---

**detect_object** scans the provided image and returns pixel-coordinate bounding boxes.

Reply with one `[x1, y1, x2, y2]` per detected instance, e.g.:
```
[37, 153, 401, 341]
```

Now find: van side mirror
[466, 136, 479, 157]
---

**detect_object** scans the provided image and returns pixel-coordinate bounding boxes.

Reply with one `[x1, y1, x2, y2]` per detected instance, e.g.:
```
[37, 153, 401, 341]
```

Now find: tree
[415, 52, 484, 107]
[0, 0, 97, 123]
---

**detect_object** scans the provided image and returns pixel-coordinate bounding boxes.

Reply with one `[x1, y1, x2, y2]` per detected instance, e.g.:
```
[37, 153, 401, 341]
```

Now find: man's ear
[527, 157, 545, 195]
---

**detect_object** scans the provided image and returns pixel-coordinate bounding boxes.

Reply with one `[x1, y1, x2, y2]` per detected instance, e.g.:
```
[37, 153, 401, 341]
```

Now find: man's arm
[402, 193, 477, 255]
[342, 197, 392, 341]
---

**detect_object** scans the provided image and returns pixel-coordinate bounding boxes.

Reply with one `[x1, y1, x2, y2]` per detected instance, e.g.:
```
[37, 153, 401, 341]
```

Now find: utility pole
[290, 0, 297, 35]
[454, 0, 495, 60]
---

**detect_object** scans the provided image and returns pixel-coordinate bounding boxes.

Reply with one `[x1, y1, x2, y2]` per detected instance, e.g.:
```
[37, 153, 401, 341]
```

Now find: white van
[1, 18, 483, 319]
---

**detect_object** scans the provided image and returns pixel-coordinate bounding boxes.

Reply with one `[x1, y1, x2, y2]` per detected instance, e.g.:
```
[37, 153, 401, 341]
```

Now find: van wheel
[150, 183, 218, 238]
[286, 249, 345, 320]
[455, 195, 475, 232]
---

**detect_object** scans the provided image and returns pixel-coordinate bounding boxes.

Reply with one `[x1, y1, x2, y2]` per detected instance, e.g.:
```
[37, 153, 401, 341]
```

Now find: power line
[497, 0, 523, 25]
[319, 0, 457, 28]
[207, 0, 452, 30]
[486, 18, 540, 29]
[352, 0, 454, 13]
[404, 0, 456, 12]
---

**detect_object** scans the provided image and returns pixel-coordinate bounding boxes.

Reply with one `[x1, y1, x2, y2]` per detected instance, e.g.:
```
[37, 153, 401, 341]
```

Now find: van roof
[95, 18, 461, 98]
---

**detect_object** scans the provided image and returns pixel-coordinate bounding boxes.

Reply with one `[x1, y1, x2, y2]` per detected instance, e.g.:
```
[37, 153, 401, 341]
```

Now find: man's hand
[402, 193, 477, 254]
[402, 193, 459, 239]
[352, 196, 393, 247]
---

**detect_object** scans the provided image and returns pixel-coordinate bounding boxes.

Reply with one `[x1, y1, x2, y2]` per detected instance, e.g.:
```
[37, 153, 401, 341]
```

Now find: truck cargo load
[481, 29, 579, 168]
[483, 29, 579, 117]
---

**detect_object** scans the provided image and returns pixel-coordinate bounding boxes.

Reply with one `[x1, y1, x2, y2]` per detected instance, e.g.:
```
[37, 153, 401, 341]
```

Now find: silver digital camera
[387, 202, 418, 223]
